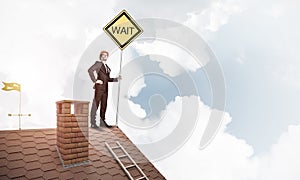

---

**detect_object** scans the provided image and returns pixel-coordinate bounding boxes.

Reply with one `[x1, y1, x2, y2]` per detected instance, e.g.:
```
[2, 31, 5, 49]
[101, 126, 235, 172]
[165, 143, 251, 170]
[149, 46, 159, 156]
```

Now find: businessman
[88, 50, 121, 128]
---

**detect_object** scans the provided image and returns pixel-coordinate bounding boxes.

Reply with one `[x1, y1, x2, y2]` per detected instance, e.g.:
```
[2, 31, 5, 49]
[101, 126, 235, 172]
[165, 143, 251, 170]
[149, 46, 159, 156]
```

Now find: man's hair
[99, 50, 109, 59]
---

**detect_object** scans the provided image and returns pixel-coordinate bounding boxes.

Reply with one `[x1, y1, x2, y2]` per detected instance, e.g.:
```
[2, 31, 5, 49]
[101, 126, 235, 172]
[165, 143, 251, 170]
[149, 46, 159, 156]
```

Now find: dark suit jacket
[88, 61, 118, 92]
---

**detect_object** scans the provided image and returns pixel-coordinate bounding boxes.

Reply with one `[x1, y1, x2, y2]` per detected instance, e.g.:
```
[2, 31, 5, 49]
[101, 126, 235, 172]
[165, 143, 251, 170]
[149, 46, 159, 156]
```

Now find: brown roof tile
[37, 149, 52, 157]
[7, 167, 27, 179]
[21, 141, 36, 148]
[43, 169, 59, 179]
[23, 154, 39, 163]
[6, 139, 20, 147]
[83, 164, 96, 174]
[0, 176, 9, 180]
[24, 161, 42, 171]
[0, 150, 8, 159]
[7, 159, 25, 169]
[33, 132, 46, 138]
[113, 173, 127, 180]
[25, 168, 44, 179]
[20, 136, 35, 142]
[0, 157, 8, 167]
[5, 133, 20, 140]
[41, 162, 57, 172]
[108, 167, 123, 176]
[0, 166, 9, 176]
[39, 155, 53, 164]
[0, 128, 166, 179]
[99, 173, 112, 179]
[35, 143, 49, 150]
[6, 145, 22, 153]
[58, 170, 74, 179]
[96, 166, 109, 176]
[7, 152, 23, 161]
[35, 137, 47, 144]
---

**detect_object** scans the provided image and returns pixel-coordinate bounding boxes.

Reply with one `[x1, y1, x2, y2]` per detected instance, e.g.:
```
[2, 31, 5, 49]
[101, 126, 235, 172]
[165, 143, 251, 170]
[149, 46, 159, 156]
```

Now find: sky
[0, 0, 300, 179]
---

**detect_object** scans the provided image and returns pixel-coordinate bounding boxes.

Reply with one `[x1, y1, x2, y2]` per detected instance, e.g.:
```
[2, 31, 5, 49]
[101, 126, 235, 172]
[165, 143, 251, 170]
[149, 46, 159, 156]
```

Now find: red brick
[61, 108, 71, 114]
[61, 103, 71, 109]
[63, 160, 72, 165]
[71, 127, 81, 133]
[59, 148, 72, 155]
[61, 153, 77, 160]
[77, 151, 88, 158]
[57, 137, 72, 144]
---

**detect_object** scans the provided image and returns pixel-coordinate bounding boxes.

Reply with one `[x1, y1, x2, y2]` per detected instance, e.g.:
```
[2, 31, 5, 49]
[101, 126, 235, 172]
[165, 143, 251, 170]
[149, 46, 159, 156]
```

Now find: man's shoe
[100, 119, 113, 128]
[91, 124, 99, 128]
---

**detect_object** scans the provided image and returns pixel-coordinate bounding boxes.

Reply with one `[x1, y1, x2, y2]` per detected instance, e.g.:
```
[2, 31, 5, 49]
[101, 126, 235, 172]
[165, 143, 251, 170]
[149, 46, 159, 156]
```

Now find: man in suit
[88, 50, 121, 128]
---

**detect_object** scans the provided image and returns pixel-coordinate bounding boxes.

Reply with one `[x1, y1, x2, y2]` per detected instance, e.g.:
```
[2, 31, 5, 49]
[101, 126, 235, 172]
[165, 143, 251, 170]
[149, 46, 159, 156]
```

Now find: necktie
[104, 64, 108, 73]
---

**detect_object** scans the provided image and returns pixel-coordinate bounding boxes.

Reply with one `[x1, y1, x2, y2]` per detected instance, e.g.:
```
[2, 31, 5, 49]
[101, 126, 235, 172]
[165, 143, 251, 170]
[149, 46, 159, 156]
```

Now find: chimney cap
[56, 100, 90, 104]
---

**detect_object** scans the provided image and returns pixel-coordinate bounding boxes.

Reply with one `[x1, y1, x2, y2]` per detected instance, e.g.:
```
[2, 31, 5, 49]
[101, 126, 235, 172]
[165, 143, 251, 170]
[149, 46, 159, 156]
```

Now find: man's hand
[96, 80, 103, 84]
[117, 75, 122, 80]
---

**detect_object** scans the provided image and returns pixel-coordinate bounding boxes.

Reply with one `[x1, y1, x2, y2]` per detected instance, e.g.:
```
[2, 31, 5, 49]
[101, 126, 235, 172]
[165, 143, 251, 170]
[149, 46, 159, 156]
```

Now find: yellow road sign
[103, 10, 143, 50]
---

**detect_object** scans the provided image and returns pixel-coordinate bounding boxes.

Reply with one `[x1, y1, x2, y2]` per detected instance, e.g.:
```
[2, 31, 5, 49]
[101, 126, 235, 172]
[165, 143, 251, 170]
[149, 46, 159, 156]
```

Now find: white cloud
[128, 100, 146, 119]
[133, 40, 205, 76]
[235, 49, 246, 65]
[113, 0, 211, 22]
[184, 0, 244, 33]
[0, 0, 117, 129]
[128, 76, 146, 98]
[120, 96, 183, 144]
[265, 1, 300, 18]
[120, 95, 300, 180]
[268, 4, 285, 18]
[269, 63, 300, 90]
[121, 96, 256, 179]
[253, 124, 300, 180]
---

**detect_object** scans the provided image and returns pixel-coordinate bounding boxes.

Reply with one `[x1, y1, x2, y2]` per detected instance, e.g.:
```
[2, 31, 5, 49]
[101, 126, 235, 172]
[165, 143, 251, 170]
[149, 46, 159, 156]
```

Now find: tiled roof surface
[0, 127, 165, 180]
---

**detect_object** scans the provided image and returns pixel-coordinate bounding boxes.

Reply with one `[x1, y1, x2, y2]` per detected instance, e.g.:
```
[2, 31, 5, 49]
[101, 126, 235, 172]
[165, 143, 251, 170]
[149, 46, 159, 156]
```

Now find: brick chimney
[56, 100, 90, 167]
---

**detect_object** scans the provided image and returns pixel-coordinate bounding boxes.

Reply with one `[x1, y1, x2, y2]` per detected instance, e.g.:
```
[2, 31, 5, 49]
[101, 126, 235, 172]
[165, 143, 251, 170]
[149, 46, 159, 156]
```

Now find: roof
[0, 127, 165, 180]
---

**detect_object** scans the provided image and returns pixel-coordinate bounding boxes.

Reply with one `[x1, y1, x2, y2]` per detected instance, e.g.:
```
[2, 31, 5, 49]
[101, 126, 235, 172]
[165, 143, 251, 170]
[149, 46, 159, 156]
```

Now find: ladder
[105, 141, 149, 180]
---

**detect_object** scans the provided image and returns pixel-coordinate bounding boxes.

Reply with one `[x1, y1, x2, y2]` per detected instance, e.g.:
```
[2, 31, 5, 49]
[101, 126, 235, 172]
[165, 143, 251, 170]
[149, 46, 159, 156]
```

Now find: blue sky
[207, 1, 300, 153]
[113, 0, 300, 154]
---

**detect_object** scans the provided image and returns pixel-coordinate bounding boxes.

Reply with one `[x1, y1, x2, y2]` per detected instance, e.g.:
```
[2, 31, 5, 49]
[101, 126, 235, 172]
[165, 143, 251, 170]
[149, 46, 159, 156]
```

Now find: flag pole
[116, 50, 123, 127]
[19, 90, 21, 130]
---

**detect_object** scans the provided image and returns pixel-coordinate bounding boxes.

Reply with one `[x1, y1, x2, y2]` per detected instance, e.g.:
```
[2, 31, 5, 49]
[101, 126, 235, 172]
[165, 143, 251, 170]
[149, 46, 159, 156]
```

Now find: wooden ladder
[105, 141, 149, 180]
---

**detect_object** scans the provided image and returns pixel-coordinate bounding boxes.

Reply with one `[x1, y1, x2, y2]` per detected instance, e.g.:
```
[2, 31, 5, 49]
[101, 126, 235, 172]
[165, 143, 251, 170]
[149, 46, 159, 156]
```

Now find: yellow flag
[2, 82, 21, 92]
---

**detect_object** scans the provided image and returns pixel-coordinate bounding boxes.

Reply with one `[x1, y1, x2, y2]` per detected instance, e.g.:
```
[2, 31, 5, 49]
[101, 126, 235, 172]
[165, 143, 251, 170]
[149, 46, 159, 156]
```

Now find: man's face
[100, 53, 108, 61]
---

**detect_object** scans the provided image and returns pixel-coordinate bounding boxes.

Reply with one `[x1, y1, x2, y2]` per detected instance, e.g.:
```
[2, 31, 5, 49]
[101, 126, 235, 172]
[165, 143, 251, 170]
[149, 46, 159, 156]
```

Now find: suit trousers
[90, 87, 108, 125]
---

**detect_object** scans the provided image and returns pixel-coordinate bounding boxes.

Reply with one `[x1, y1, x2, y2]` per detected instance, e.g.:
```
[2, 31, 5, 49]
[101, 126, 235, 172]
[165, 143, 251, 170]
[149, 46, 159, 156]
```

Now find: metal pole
[116, 50, 123, 127]
[19, 91, 21, 130]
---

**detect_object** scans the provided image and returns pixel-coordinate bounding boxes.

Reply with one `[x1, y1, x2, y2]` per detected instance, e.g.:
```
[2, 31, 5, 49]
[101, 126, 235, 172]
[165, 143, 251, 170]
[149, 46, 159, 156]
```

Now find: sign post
[103, 9, 143, 127]
[2, 82, 31, 130]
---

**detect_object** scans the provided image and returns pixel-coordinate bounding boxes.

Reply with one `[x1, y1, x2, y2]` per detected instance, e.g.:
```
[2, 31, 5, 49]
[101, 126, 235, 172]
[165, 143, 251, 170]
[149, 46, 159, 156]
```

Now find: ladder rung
[118, 154, 128, 158]
[136, 176, 146, 180]
[111, 146, 121, 149]
[125, 164, 136, 169]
